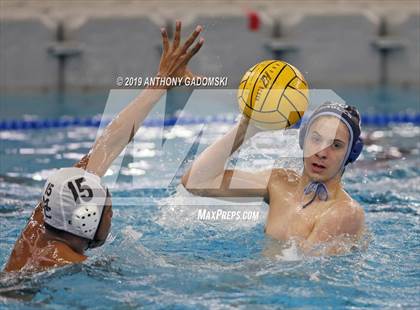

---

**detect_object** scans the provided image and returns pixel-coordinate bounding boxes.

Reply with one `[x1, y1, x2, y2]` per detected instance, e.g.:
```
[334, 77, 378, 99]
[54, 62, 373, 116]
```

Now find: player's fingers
[161, 27, 169, 53]
[184, 37, 204, 62]
[173, 20, 181, 49]
[181, 25, 202, 53]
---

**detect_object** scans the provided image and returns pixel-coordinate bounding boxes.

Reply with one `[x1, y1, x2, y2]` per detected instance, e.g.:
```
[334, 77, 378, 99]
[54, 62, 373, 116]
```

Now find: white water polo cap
[42, 167, 108, 240]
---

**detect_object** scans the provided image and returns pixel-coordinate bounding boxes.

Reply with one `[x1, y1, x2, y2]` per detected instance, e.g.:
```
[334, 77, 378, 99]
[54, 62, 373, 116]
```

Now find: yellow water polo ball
[237, 60, 309, 129]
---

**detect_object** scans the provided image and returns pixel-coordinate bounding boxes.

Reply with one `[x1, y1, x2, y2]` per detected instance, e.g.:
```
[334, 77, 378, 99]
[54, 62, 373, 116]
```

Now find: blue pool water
[0, 88, 419, 309]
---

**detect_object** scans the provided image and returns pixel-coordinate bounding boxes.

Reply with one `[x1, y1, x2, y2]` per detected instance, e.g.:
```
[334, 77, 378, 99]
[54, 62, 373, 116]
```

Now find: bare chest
[265, 181, 329, 241]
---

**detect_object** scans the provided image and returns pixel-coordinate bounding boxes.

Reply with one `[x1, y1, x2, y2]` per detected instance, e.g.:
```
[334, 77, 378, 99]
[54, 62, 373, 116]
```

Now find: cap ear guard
[346, 137, 364, 164]
[71, 204, 102, 240]
[87, 189, 112, 249]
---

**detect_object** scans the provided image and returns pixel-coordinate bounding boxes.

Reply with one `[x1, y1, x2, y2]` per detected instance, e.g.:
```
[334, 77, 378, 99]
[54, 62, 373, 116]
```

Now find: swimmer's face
[303, 116, 350, 181]
[92, 190, 113, 245]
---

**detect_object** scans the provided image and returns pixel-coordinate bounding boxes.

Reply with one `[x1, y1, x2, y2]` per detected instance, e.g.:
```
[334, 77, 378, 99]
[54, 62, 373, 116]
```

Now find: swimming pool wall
[0, 1, 419, 93]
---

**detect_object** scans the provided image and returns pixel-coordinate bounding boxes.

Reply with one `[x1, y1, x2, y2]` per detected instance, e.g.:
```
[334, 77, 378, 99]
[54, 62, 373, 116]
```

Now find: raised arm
[181, 116, 273, 199]
[75, 21, 204, 176]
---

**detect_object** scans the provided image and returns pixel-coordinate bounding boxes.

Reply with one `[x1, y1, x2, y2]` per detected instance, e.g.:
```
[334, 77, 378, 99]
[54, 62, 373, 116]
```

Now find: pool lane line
[0, 113, 419, 131]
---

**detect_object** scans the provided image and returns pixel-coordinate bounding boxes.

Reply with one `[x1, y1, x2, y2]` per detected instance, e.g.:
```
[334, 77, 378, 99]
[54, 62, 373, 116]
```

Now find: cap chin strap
[302, 155, 348, 209]
[302, 182, 328, 208]
[87, 238, 106, 249]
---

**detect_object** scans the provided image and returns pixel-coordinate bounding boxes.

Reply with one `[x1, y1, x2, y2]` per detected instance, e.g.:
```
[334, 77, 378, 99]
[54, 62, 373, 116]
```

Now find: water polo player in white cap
[4, 21, 204, 272]
[182, 102, 366, 255]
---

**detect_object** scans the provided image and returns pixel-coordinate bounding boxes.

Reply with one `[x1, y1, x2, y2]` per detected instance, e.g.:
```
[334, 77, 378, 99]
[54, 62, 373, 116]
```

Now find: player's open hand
[157, 20, 204, 85]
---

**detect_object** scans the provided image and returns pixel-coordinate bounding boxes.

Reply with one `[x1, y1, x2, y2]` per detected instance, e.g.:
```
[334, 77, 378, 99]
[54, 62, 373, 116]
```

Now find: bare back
[4, 203, 86, 273]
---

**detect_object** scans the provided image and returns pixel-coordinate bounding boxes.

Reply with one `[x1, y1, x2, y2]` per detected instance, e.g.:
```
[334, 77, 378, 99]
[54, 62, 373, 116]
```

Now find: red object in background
[248, 11, 260, 31]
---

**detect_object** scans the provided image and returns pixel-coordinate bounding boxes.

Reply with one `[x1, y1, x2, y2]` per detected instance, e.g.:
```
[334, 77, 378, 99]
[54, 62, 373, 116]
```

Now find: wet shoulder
[337, 189, 365, 217]
[48, 241, 87, 264]
[323, 196, 365, 236]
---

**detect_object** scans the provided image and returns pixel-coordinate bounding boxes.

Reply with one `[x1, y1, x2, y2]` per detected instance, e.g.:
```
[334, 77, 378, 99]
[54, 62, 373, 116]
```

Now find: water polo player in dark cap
[182, 101, 366, 255]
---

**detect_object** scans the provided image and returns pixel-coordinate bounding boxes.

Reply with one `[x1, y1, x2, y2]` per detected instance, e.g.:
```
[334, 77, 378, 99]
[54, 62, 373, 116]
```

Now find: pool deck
[0, 0, 419, 92]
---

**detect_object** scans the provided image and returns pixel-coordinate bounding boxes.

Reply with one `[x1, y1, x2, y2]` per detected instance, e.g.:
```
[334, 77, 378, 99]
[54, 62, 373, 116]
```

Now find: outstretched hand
[75, 23, 203, 178]
[157, 20, 204, 84]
